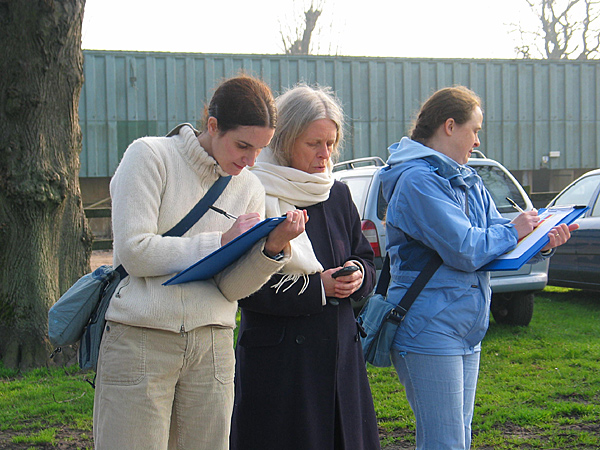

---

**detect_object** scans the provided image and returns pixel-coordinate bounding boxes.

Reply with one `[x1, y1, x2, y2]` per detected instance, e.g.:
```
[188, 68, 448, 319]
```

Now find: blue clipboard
[482, 205, 588, 271]
[163, 216, 286, 285]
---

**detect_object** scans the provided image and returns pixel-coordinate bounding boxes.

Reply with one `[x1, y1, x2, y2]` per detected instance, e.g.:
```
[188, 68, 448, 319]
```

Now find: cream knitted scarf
[250, 148, 334, 294]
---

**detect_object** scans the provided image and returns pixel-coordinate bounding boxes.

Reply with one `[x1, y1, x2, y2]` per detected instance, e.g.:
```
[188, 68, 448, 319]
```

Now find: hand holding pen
[507, 197, 541, 240]
[506, 196, 578, 247]
[219, 211, 261, 246]
[211, 206, 308, 252]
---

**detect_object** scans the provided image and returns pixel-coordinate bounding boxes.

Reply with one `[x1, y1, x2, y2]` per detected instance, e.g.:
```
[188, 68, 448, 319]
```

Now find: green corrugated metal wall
[79, 50, 600, 177]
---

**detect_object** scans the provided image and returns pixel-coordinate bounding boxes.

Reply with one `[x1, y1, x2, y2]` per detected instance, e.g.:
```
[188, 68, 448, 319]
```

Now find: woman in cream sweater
[93, 75, 306, 450]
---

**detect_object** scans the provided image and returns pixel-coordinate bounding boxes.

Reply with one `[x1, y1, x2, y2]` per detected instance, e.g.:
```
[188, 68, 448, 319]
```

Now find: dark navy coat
[231, 181, 380, 450]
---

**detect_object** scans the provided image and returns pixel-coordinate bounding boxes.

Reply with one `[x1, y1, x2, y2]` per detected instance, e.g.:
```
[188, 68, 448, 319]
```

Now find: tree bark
[0, 0, 92, 369]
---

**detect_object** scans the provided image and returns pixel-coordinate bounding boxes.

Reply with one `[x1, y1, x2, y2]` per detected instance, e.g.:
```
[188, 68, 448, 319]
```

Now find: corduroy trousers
[93, 321, 235, 450]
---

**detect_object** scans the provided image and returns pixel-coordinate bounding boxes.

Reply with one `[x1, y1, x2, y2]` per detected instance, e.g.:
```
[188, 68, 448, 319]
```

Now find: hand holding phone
[331, 265, 360, 279]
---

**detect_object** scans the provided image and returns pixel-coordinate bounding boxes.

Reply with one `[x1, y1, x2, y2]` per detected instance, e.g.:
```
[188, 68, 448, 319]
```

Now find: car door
[548, 173, 600, 287]
[547, 229, 581, 288]
[574, 188, 600, 288]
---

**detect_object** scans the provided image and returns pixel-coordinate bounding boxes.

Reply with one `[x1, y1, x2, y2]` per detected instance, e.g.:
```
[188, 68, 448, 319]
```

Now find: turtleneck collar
[175, 124, 230, 179]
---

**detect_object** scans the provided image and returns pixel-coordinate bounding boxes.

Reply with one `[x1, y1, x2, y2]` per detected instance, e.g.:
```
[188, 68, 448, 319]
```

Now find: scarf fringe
[271, 274, 311, 295]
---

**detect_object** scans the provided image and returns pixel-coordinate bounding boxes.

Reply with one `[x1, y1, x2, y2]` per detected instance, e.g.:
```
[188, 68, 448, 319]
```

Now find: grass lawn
[1, 286, 599, 449]
[371, 286, 600, 449]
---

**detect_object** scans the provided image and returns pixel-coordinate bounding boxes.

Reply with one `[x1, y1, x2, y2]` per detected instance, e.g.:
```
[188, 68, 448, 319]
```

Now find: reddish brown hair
[202, 75, 277, 133]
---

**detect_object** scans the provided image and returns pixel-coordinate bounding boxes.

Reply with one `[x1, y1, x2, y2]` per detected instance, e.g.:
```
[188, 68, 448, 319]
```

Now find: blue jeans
[391, 350, 481, 450]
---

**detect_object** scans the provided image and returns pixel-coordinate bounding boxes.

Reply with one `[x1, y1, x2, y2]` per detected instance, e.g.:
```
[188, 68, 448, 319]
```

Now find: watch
[264, 249, 285, 261]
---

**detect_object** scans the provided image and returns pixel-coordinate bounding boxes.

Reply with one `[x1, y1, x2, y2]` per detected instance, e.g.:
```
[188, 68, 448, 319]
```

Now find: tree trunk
[0, 0, 92, 369]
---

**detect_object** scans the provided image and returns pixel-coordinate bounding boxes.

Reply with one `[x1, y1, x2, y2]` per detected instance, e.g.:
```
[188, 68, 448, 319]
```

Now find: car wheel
[491, 292, 535, 326]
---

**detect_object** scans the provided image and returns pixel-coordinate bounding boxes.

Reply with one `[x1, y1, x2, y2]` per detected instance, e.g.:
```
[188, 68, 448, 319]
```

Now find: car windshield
[473, 165, 526, 214]
[553, 174, 600, 208]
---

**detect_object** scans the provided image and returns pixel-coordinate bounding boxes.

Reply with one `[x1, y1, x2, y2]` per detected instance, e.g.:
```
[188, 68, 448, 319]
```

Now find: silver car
[333, 152, 549, 326]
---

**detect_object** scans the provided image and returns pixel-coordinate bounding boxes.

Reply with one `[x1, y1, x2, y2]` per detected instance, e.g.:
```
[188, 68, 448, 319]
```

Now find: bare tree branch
[577, 0, 600, 57]
[512, 0, 600, 58]
[278, 0, 329, 55]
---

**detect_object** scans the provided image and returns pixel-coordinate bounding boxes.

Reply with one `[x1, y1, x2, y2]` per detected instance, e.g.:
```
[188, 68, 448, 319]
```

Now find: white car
[333, 151, 549, 326]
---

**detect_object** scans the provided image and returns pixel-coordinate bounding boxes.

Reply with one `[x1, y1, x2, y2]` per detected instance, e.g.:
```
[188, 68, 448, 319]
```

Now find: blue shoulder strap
[162, 176, 231, 237]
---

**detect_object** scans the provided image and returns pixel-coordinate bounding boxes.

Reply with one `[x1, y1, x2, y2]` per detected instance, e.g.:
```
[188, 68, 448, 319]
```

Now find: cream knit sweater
[106, 126, 289, 332]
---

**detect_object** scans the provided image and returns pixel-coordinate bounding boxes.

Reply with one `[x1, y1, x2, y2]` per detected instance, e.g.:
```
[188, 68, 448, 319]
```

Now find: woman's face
[208, 118, 274, 176]
[445, 106, 483, 165]
[290, 118, 337, 174]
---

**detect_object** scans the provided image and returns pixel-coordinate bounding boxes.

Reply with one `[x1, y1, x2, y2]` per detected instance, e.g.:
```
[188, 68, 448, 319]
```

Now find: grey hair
[269, 83, 344, 166]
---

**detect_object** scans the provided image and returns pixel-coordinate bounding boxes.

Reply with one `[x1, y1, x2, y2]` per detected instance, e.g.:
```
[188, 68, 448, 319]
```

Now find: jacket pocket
[212, 327, 235, 385]
[99, 321, 146, 386]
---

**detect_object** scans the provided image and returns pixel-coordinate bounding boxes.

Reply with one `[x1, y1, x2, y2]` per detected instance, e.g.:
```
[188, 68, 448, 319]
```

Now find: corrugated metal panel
[79, 50, 600, 177]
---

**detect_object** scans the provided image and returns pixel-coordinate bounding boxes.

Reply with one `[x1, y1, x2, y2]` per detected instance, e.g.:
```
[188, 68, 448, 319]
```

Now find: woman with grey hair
[230, 84, 380, 450]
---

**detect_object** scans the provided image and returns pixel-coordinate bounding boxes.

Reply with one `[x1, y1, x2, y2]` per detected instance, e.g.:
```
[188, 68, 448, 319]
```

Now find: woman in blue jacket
[379, 86, 577, 450]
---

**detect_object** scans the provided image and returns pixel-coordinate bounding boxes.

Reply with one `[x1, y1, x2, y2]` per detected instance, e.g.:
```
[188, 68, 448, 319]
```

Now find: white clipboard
[482, 205, 587, 271]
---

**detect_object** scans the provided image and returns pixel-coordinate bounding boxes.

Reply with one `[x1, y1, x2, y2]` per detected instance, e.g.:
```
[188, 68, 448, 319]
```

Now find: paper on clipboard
[163, 216, 285, 285]
[482, 205, 588, 271]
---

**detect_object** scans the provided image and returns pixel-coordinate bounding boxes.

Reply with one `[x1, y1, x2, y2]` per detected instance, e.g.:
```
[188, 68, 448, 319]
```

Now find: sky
[81, 0, 540, 59]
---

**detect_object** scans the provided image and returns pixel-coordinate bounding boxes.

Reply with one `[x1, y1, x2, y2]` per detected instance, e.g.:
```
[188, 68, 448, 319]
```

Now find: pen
[506, 197, 525, 213]
[209, 206, 238, 220]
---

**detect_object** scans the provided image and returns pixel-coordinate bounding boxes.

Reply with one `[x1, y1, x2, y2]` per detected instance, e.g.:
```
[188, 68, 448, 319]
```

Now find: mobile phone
[331, 265, 359, 278]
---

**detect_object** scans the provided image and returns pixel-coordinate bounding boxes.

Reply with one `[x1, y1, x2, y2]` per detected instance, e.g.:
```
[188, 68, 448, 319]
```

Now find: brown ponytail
[410, 86, 482, 144]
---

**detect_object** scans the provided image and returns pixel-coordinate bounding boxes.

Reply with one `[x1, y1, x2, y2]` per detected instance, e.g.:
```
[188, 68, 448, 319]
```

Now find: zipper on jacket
[114, 278, 130, 298]
[180, 294, 187, 336]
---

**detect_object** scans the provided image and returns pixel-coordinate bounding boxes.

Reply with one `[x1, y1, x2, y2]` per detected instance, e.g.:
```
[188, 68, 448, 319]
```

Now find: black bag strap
[376, 252, 443, 324]
[375, 254, 391, 296]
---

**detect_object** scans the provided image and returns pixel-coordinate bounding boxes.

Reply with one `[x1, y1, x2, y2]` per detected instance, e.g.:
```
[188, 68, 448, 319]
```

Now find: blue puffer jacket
[380, 138, 519, 355]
